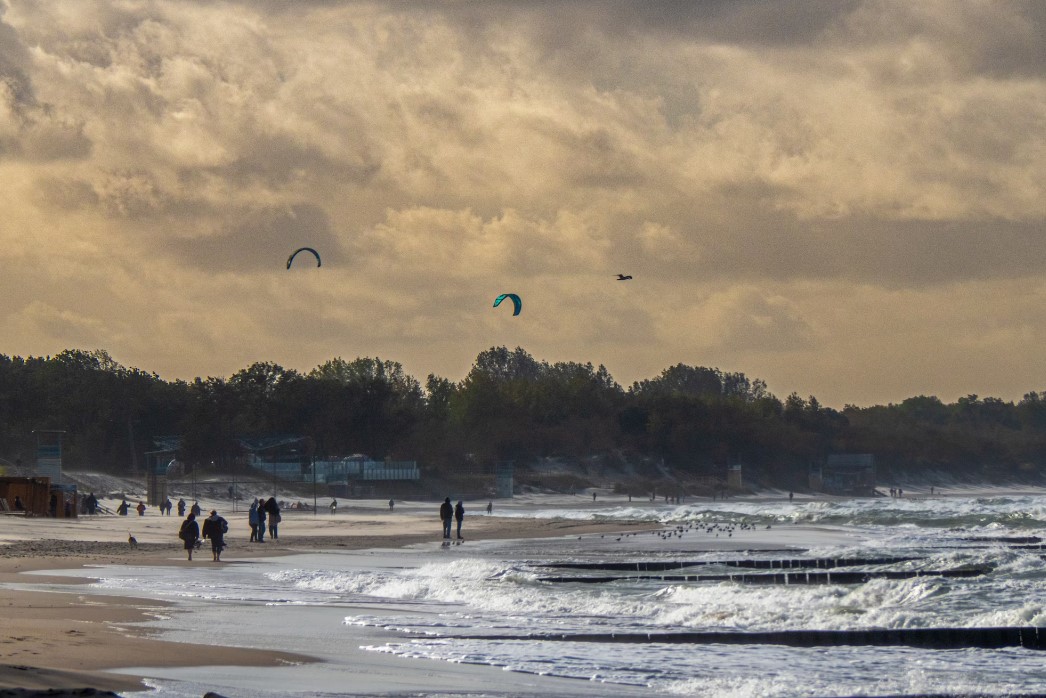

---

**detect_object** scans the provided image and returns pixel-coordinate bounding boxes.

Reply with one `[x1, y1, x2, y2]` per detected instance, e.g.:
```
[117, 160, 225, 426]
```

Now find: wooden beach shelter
[50, 482, 79, 518]
[0, 476, 51, 516]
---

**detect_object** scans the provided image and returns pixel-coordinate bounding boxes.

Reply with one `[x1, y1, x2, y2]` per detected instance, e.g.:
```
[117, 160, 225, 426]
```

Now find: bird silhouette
[616, 274, 633, 280]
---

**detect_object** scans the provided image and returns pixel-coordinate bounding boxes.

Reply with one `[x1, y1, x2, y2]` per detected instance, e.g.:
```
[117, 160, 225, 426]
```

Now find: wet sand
[0, 508, 660, 693]
[3, 485, 1041, 693]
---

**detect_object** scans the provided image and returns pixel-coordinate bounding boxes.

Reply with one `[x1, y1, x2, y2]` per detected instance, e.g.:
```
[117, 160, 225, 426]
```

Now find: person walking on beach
[136, 501, 146, 516]
[330, 499, 337, 515]
[162, 497, 172, 515]
[440, 497, 453, 539]
[455, 500, 465, 539]
[248, 500, 260, 542]
[486, 501, 493, 515]
[388, 498, 394, 511]
[117, 499, 129, 516]
[190, 501, 201, 517]
[177, 498, 186, 517]
[201, 509, 229, 562]
[179, 512, 200, 561]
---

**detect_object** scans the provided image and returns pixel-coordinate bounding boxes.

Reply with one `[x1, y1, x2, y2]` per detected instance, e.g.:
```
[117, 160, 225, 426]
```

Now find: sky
[0, 0, 1043, 408]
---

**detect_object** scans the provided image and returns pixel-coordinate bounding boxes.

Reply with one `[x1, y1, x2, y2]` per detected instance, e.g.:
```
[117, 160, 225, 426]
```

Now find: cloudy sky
[0, 1, 1043, 407]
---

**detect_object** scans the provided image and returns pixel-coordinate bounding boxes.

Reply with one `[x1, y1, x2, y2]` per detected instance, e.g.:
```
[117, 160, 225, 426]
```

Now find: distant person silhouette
[455, 501, 465, 539]
[440, 497, 453, 539]
[179, 513, 200, 561]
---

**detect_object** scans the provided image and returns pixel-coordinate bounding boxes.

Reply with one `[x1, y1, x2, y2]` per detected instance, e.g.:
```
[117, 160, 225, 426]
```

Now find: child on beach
[249, 500, 260, 541]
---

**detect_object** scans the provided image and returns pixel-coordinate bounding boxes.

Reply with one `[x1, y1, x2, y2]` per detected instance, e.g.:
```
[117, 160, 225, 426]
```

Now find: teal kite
[493, 293, 522, 316]
[287, 247, 321, 269]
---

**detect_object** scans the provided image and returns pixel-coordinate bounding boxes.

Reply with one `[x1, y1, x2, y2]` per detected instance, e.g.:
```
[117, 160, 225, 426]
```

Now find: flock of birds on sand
[581, 521, 772, 543]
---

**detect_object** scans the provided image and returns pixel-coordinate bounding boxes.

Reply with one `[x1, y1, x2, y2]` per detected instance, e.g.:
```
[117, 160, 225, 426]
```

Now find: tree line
[0, 347, 1044, 487]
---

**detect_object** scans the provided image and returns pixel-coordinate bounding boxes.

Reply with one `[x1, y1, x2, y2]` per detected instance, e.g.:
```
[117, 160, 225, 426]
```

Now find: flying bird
[616, 274, 633, 280]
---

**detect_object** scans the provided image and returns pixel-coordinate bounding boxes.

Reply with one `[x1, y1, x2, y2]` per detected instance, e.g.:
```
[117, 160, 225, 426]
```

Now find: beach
[0, 495, 664, 695]
[2, 486, 1046, 697]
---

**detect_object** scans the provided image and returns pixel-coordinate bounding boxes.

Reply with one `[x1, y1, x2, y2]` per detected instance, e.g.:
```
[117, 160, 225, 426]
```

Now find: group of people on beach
[248, 497, 282, 542]
[178, 508, 229, 561]
[174, 496, 280, 562]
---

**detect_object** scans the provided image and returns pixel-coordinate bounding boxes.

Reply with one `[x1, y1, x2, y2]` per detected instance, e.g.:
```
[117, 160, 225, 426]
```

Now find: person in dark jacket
[201, 509, 228, 562]
[177, 498, 186, 517]
[454, 500, 465, 540]
[248, 500, 260, 542]
[440, 497, 453, 539]
[265, 497, 281, 540]
[257, 502, 267, 542]
[179, 513, 200, 561]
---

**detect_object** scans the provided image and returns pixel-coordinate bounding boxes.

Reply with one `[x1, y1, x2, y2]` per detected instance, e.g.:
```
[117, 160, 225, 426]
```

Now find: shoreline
[4, 486, 1045, 693]
[0, 515, 661, 693]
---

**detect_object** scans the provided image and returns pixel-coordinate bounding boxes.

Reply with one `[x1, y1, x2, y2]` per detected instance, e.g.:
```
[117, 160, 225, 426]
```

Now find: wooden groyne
[537, 567, 991, 585]
[540, 556, 920, 572]
[963, 536, 1041, 544]
[457, 627, 1045, 650]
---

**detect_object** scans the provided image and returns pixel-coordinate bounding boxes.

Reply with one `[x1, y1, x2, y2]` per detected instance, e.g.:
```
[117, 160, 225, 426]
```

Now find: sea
[27, 492, 1046, 697]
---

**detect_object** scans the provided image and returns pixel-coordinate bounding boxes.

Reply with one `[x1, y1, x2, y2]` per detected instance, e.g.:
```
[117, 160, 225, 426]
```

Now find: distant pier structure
[810, 454, 876, 496]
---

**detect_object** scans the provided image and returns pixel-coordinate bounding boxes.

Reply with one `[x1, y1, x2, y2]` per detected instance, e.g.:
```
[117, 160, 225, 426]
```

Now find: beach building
[0, 476, 73, 517]
[810, 454, 877, 496]
[247, 449, 420, 497]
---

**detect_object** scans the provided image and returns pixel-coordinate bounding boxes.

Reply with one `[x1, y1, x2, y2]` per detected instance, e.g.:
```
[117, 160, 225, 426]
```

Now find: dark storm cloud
[0, 0, 1042, 406]
[0, 7, 34, 105]
[667, 205, 1046, 289]
[0, 10, 94, 162]
[168, 204, 343, 273]
[212, 132, 382, 190]
[839, 1, 1046, 80]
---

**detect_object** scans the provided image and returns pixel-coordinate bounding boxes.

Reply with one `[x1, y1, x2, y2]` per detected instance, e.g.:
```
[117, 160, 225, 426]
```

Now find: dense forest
[1, 347, 1044, 489]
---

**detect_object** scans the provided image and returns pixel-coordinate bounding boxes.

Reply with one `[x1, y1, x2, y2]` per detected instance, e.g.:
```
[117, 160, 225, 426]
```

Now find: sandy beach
[0, 497, 663, 694]
[2, 484, 1043, 696]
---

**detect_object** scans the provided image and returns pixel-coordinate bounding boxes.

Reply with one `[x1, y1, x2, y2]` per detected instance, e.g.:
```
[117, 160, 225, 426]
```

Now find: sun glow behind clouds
[0, 1, 1042, 407]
